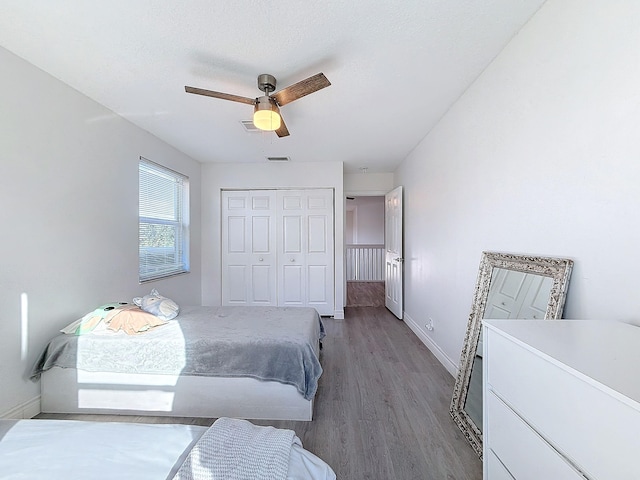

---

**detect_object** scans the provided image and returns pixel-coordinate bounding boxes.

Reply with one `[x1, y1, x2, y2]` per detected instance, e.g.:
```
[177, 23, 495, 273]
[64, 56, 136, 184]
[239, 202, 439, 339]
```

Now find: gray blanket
[32, 306, 324, 400]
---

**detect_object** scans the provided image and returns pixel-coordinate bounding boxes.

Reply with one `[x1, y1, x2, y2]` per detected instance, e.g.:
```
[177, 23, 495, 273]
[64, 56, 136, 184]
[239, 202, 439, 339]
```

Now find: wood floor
[346, 281, 385, 307]
[37, 306, 482, 480]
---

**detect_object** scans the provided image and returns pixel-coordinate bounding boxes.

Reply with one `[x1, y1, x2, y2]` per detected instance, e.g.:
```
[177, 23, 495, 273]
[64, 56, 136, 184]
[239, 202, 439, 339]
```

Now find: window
[139, 157, 189, 282]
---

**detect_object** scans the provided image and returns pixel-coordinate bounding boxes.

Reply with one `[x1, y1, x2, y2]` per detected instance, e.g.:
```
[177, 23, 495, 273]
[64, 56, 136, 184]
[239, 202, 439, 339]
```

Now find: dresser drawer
[486, 390, 584, 480]
[486, 329, 640, 479]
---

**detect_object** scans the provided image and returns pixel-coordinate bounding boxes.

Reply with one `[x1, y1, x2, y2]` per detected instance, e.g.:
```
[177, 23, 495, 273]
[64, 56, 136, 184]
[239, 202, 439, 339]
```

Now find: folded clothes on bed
[59, 302, 168, 336]
[104, 304, 167, 335]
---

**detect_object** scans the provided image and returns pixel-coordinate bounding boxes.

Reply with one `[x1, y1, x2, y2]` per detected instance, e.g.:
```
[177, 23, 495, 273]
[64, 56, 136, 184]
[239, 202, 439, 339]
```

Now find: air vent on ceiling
[240, 120, 261, 132]
[266, 156, 290, 162]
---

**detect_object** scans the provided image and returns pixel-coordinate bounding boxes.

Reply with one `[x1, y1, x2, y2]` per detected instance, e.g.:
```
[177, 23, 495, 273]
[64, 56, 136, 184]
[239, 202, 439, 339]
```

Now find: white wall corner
[1, 396, 41, 419]
[403, 312, 458, 377]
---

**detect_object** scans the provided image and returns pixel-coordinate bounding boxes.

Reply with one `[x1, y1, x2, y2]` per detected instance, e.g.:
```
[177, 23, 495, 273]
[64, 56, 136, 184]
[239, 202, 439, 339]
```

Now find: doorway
[345, 195, 385, 307]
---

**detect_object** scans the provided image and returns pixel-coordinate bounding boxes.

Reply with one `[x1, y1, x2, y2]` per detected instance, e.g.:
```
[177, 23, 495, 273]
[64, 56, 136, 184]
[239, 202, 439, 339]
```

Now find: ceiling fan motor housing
[257, 74, 277, 94]
[185, 71, 330, 138]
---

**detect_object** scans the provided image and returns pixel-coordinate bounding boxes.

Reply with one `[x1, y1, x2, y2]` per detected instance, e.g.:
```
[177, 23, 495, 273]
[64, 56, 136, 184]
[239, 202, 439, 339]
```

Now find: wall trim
[333, 308, 345, 320]
[1, 396, 41, 419]
[404, 312, 458, 377]
[344, 190, 389, 196]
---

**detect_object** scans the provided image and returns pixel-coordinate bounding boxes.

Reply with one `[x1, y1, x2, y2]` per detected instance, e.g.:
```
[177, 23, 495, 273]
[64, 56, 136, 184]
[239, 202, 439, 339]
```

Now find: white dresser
[482, 319, 640, 480]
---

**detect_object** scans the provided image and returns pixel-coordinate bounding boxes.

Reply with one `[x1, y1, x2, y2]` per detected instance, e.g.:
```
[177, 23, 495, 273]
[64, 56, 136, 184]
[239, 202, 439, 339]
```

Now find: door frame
[343, 189, 402, 314]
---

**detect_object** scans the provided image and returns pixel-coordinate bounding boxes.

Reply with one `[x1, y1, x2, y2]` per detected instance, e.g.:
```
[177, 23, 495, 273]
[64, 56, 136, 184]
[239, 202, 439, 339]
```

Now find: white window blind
[139, 157, 189, 282]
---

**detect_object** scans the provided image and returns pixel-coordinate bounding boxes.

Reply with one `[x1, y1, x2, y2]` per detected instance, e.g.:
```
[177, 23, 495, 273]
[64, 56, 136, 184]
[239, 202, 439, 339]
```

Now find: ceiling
[0, 1, 545, 173]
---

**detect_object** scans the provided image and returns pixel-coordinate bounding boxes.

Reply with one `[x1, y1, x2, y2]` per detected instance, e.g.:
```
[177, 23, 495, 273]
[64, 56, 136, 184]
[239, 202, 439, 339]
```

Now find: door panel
[282, 194, 302, 210]
[517, 275, 553, 319]
[283, 216, 302, 253]
[222, 191, 277, 306]
[308, 265, 328, 303]
[252, 195, 271, 210]
[308, 216, 327, 252]
[485, 270, 553, 320]
[485, 269, 529, 318]
[308, 194, 329, 209]
[251, 216, 271, 252]
[252, 265, 272, 303]
[226, 196, 246, 210]
[282, 265, 303, 304]
[385, 186, 404, 318]
[277, 189, 334, 315]
[226, 265, 247, 303]
[226, 217, 245, 253]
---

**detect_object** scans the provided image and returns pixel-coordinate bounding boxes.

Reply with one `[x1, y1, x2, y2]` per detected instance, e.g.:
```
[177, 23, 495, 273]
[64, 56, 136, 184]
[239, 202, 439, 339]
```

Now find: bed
[32, 305, 324, 421]
[0, 417, 336, 479]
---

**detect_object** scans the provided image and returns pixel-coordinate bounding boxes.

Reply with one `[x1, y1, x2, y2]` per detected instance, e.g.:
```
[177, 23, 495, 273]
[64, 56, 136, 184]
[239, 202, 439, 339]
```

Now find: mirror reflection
[462, 268, 554, 430]
[450, 252, 573, 459]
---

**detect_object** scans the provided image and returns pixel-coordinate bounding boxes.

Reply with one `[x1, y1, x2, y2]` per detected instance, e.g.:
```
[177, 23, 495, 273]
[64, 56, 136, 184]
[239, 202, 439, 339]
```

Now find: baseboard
[1, 396, 41, 419]
[403, 312, 458, 377]
[333, 308, 345, 320]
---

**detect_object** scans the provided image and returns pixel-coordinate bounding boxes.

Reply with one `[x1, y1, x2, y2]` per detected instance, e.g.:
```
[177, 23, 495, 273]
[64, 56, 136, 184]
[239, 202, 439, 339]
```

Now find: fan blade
[184, 86, 256, 105]
[275, 116, 290, 137]
[272, 73, 331, 106]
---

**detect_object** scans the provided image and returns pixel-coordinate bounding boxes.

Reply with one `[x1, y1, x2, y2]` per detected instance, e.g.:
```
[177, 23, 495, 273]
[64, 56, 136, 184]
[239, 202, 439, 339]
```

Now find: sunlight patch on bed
[77, 387, 179, 412]
[75, 322, 187, 412]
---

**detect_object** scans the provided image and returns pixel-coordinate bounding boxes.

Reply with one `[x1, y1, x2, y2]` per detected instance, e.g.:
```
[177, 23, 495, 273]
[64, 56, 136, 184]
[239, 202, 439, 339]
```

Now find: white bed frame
[41, 368, 314, 421]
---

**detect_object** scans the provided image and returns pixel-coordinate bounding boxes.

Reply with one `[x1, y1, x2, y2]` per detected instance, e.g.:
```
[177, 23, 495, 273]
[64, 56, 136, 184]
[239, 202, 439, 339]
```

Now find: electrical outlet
[425, 318, 434, 331]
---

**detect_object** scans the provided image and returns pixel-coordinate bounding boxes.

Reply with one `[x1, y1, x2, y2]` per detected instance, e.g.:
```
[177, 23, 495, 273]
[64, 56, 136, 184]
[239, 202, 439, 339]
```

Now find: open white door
[385, 186, 403, 319]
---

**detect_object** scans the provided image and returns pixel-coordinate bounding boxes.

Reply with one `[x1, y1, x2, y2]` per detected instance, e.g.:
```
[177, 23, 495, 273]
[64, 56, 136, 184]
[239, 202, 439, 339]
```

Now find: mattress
[0, 419, 336, 480]
[33, 305, 324, 400]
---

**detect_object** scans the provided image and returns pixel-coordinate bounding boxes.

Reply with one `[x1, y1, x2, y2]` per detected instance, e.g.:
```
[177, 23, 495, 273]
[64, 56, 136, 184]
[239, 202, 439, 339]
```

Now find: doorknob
[258, 258, 264, 262]
[290, 258, 295, 262]
[394, 257, 404, 263]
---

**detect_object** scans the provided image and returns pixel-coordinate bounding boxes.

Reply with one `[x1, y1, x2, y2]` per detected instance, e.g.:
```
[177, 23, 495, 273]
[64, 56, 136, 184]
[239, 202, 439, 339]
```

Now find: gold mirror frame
[449, 251, 573, 458]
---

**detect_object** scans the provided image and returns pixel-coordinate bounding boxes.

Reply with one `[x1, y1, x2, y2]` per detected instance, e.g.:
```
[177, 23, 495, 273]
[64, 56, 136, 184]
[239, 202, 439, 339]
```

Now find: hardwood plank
[346, 281, 385, 307]
[36, 306, 482, 480]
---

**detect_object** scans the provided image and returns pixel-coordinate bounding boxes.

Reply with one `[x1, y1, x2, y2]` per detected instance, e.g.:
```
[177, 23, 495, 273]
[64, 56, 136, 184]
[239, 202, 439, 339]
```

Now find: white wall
[395, 0, 640, 374]
[0, 47, 202, 417]
[200, 161, 345, 317]
[344, 172, 394, 195]
[346, 196, 385, 245]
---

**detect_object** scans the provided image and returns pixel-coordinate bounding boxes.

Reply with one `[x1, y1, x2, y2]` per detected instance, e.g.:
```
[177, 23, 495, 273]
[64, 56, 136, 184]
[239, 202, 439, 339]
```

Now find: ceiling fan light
[253, 97, 281, 131]
[254, 110, 281, 131]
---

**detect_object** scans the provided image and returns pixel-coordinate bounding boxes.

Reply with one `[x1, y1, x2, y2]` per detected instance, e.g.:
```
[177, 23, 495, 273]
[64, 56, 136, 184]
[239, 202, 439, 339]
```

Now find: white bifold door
[222, 190, 277, 306]
[222, 189, 334, 316]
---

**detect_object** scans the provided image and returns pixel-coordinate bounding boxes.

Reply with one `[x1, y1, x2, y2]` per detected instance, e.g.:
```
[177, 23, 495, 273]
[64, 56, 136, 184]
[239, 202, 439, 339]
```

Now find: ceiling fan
[185, 72, 331, 137]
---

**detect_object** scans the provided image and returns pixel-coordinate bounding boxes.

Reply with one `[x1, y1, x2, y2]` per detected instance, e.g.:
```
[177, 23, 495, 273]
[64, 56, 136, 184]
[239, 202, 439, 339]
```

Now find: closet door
[277, 189, 334, 315]
[221, 190, 277, 306]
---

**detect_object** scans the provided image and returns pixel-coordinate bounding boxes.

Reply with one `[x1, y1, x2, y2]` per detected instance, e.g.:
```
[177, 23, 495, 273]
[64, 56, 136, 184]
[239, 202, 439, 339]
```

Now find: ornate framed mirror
[450, 252, 573, 458]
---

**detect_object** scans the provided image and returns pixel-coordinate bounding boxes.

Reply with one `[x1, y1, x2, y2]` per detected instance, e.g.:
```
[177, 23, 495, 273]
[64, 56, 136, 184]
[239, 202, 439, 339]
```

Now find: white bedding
[0, 419, 336, 480]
